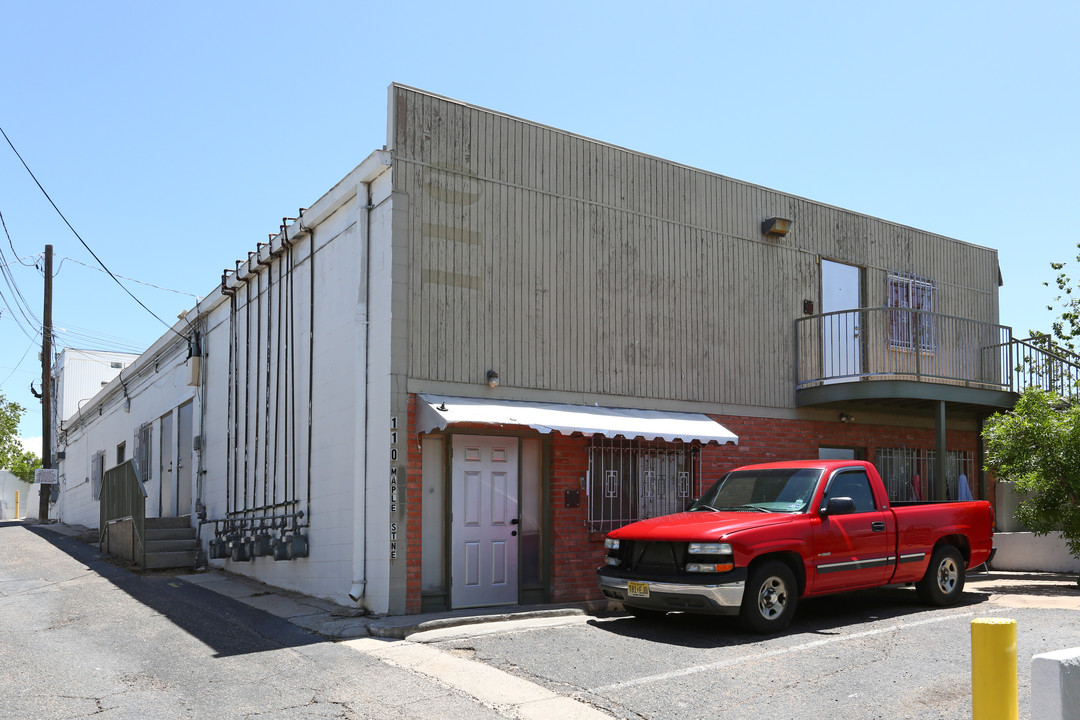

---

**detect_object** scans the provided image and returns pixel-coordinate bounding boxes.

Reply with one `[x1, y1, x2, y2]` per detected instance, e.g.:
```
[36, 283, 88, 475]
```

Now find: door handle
[871, 521, 886, 532]
[510, 518, 519, 525]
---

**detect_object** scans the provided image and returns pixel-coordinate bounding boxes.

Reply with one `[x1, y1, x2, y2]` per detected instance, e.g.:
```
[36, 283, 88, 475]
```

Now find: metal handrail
[98, 459, 148, 566]
[986, 336, 1080, 398]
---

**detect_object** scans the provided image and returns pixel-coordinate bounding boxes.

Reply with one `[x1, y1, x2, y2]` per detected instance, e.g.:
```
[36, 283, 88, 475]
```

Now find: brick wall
[404, 403, 982, 611]
[548, 414, 982, 606]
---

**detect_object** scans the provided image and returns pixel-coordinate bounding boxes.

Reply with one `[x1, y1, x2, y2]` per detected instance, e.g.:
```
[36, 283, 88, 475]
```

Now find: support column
[935, 400, 947, 501]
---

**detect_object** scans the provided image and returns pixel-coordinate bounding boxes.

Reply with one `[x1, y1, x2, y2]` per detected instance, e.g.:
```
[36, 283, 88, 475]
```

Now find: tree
[983, 388, 1080, 564]
[0, 393, 40, 483]
[7, 448, 41, 484]
[1040, 241, 1080, 352]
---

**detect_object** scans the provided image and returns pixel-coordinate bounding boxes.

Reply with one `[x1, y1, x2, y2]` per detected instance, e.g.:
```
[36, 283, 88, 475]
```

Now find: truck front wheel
[916, 545, 965, 606]
[740, 561, 797, 634]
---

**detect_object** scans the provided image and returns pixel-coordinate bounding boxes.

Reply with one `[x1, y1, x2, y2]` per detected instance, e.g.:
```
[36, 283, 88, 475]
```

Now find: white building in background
[52, 349, 137, 426]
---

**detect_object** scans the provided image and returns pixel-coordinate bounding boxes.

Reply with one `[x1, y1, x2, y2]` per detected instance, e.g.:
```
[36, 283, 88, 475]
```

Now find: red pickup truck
[597, 460, 995, 633]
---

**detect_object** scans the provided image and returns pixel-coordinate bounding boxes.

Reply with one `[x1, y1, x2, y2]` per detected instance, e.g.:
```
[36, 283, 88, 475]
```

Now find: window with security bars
[874, 447, 975, 502]
[91, 450, 105, 501]
[133, 422, 152, 482]
[587, 437, 699, 532]
[887, 272, 935, 352]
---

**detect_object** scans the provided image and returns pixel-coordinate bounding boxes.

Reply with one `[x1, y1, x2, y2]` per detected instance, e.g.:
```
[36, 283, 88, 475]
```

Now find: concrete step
[145, 538, 198, 554]
[143, 550, 197, 570]
[145, 516, 193, 530]
[145, 527, 197, 542]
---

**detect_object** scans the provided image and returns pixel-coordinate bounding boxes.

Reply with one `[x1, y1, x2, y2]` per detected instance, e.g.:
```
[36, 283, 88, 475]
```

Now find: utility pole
[38, 244, 52, 522]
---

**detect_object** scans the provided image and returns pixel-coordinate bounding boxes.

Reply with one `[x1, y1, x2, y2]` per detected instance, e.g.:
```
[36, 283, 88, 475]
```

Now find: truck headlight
[686, 562, 735, 573]
[688, 542, 732, 555]
[604, 538, 620, 550]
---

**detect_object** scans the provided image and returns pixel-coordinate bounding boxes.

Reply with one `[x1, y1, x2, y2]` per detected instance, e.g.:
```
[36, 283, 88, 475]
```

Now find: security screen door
[158, 412, 174, 517]
[177, 401, 193, 516]
[451, 436, 519, 608]
[821, 260, 862, 383]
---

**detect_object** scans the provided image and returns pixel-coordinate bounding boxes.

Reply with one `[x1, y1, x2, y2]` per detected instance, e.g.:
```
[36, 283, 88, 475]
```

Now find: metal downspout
[351, 183, 374, 606]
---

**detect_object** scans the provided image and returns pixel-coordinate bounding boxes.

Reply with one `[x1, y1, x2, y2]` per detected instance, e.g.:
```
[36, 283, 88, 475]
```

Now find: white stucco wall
[0, 470, 30, 519]
[57, 151, 396, 611]
[992, 532, 1080, 573]
[57, 337, 197, 528]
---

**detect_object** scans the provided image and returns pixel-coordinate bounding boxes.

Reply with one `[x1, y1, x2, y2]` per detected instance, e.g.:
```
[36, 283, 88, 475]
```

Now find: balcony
[795, 308, 1080, 414]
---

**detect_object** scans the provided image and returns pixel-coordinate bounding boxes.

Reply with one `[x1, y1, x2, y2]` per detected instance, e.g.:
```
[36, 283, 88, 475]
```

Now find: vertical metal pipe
[264, 255, 272, 513]
[273, 243, 283, 511]
[306, 227, 316, 521]
[254, 264, 262, 514]
[244, 265, 252, 512]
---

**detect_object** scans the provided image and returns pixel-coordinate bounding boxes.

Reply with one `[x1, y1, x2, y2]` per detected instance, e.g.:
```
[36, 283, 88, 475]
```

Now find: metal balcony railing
[796, 308, 1080, 399]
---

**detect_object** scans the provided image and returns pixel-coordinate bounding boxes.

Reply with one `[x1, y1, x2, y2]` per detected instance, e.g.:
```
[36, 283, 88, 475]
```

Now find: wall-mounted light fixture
[762, 217, 793, 237]
[839, 412, 854, 424]
[486, 370, 500, 388]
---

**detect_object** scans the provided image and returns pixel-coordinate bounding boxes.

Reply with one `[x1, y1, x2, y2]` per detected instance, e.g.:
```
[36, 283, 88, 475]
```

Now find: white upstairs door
[821, 260, 862, 383]
[451, 436, 519, 608]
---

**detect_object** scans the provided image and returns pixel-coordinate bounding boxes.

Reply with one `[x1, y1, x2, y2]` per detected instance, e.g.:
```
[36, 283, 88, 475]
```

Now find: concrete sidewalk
[35, 520, 1080, 641]
[35, 520, 595, 640]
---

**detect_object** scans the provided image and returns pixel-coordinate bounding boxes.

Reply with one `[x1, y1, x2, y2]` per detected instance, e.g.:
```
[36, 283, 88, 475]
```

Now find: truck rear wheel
[916, 545, 965, 606]
[740, 560, 797, 634]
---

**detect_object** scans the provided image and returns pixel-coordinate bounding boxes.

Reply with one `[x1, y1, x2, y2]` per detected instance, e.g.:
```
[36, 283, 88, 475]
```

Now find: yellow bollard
[971, 618, 1018, 720]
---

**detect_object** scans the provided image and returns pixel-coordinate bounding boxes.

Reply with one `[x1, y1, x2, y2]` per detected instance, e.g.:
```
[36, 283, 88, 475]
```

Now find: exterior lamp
[762, 217, 793, 237]
[486, 370, 500, 388]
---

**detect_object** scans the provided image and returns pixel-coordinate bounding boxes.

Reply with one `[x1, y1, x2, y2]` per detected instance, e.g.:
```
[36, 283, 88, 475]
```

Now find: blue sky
[2, 1, 1077, 442]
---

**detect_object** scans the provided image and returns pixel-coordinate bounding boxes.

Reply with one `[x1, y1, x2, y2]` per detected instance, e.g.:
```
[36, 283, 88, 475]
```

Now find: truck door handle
[871, 521, 886, 532]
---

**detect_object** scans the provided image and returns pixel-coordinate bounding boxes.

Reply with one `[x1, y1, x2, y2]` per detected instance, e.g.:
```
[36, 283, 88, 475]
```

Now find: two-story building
[56, 84, 1063, 616]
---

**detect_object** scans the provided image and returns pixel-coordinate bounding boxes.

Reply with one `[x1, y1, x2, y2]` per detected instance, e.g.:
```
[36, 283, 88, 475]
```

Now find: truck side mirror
[821, 496, 856, 517]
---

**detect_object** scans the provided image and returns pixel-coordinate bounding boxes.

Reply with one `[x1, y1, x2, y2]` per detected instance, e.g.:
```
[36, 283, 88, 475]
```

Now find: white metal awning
[416, 394, 738, 445]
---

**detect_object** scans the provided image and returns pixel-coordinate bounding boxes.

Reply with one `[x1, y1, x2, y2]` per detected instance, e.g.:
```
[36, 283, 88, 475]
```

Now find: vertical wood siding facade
[391, 86, 1000, 410]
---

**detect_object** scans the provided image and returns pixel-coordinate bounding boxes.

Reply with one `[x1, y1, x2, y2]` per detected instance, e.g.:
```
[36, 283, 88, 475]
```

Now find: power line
[0, 248, 40, 329]
[0, 212, 42, 336]
[0, 340, 37, 389]
[0, 125, 187, 340]
[0, 210, 37, 267]
[56, 255, 200, 299]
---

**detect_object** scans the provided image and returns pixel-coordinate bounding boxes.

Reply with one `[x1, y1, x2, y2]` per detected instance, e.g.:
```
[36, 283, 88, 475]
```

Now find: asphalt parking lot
[405, 573, 1080, 719]
[22, 522, 1080, 719]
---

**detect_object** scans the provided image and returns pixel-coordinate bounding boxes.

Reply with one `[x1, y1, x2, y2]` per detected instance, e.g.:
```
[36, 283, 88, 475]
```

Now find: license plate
[627, 581, 650, 598]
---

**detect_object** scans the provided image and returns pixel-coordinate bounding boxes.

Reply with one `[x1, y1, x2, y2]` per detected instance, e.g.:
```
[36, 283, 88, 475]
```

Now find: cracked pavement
[0, 521, 518, 720]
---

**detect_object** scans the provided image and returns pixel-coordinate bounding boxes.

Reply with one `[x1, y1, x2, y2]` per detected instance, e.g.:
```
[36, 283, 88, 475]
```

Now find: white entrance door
[451, 436, 519, 608]
[821, 260, 862, 383]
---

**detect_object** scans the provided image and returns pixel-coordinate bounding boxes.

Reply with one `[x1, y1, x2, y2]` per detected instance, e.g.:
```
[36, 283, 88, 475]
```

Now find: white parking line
[588, 608, 1010, 694]
[406, 614, 591, 643]
[345, 636, 612, 720]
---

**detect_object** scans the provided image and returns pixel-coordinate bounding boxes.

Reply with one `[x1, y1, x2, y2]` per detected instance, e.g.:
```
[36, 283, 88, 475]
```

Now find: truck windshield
[690, 468, 823, 513]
